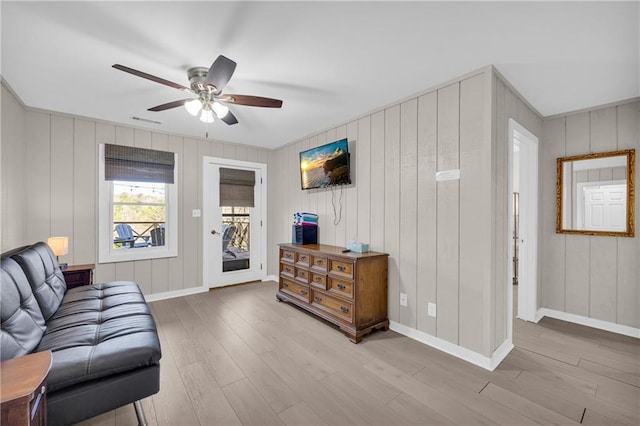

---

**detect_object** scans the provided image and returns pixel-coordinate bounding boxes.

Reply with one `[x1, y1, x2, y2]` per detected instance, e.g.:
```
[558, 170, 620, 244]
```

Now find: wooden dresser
[277, 243, 389, 343]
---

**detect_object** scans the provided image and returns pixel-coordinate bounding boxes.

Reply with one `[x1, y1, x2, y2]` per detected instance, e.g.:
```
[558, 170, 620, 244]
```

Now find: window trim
[98, 144, 178, 263]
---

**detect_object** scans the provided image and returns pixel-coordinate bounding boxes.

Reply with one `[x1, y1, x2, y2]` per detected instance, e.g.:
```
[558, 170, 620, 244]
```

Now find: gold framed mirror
[556, 149, 635, 237]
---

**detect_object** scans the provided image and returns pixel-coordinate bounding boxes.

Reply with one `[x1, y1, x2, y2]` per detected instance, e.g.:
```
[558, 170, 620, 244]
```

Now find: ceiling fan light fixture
[200, 109, 215, 123]
[212, 101, 229, 119]
[185, 99, 202, 116]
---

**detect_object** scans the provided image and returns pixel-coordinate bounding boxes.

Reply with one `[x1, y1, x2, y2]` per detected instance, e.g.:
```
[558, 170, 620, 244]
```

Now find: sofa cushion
[0, 257, 47, 361]
[10, 242, 67, 320]
[35, 281, 162, 392]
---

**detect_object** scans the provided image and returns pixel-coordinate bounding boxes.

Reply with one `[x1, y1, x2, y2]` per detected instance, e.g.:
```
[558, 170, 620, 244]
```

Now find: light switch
[400, 293, 408, 307]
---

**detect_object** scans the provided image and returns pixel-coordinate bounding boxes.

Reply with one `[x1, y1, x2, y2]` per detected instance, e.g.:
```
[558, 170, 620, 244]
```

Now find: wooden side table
[1, 351, 52, 426]
[62, 264, 94, 289]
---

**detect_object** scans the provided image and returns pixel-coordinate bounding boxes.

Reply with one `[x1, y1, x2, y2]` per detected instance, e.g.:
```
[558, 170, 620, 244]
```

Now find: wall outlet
[400, 293, 408, 307]
[428, 302, 437, 317]
[192, 209, 201, 218]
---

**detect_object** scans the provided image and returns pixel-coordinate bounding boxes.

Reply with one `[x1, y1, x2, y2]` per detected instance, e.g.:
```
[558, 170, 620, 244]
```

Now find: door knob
[211, 229, 220, 235]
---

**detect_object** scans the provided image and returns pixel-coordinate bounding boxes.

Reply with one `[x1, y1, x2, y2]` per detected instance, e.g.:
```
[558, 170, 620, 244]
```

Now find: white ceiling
[2, 1, 638, 150]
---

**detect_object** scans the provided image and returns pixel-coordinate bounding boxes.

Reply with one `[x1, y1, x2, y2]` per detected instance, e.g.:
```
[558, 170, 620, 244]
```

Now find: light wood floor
[81, 281, 639, 426]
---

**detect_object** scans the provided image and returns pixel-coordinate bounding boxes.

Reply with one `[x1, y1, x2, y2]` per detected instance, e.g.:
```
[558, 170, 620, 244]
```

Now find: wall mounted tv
[300, 138, 351, 190]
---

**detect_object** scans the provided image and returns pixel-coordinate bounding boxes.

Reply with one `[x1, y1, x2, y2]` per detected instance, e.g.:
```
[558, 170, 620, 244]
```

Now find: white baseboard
[537, 308, 640, 338]
[263, 275, 278, 282]
[389, 321, 514, 371]
[144, 286, 209, 303]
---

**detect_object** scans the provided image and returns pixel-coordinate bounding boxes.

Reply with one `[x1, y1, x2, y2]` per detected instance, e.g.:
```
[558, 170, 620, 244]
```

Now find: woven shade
[219, 168, 255, 207]
[105, 144, 175, 183]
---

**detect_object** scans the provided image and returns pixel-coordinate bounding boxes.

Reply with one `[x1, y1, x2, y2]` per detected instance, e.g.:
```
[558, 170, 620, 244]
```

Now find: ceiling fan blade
[221, 110, 239, 125]
[113, 64, 190, 91]
[221, 94, 283, 108]
[148, 99, 192, 112]
[205, 55, 237, 94]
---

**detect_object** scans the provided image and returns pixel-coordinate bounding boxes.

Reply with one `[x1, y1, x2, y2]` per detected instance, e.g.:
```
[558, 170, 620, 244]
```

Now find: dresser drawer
[310, 272, 327, 290]
[280, 279, 310, 303]
[296, 252, 311, 268]
[311, 290, 353, 323]
[281, 249, 296, 263]
[295, 268, 310, 284]
[329, 259, 354, 278]
[310, 256, 328, 273]
[280, 263, 295, 278]
[328, 277, 353, 299]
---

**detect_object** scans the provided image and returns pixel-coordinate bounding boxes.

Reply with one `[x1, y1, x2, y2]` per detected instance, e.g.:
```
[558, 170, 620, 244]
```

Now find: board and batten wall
[0, 83, 269, 297]
[268, 67, 514, 360]
[540, 99, 640, 330]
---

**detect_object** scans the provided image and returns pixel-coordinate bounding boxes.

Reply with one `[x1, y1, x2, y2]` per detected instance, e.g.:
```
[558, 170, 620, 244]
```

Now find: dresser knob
[315, 296, 322, 303]
[315, 277, 321, 282]
[301, 290, 308, 295]
[337, 265, 346, 272]
[340, 306, 349, 314]
[283, 283, 288, 288]
[337, 284, 345, 290]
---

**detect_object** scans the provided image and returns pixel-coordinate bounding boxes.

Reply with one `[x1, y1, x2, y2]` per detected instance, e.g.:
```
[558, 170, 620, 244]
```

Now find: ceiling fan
[112, 55, 283, 126]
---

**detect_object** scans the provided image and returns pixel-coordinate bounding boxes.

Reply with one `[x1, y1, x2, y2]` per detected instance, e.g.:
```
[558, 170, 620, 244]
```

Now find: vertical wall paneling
[588, 107, 618, 323]
[384, 105, 401, 322]
[335, 125, 348, 248]
[540, 101, 639, 329]
[94, 123, 116, 283]
[493, 76, 506, 349]
[3, 84, 270, 296]
[1, 86, 27, 251]
[132, 130, 153, 294]
[223, 143, 236, 159]
[616, 102, 640, 328]
[151, 133, 170, 295]
[72, 119, 96, 265]
[369, 111, 386, 253]
[290, 143, 299, 239]
[564, 113, 591, 317]
[113, 126, 135, 282]
[344, 122, 357, 247]
[416, 92, 438, 335]
[307, 135, 319, 231]
[356, 117, 371, 246]
[182, 139, 199, 288]
[50, 116, 75, 266]
[459, 75, 488, 354]
[540, 117, 566, 311]
[167, 135, 184, 291]
[435, 83, 460, 344]
[399, 99, 418, 328]
[196, 140, 212, 288]
[26, 112, 51, 245]
[325, 128, 338, 247]
[316, 132, 328, 244]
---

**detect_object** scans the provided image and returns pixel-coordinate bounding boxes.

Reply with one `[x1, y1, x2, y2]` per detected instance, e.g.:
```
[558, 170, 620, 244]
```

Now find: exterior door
[203, 158, 266, 288]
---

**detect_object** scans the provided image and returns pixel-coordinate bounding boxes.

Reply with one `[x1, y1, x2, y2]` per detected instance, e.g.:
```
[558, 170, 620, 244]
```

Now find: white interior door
[203, 158, 266, 288]
[508, 119, 539, 335]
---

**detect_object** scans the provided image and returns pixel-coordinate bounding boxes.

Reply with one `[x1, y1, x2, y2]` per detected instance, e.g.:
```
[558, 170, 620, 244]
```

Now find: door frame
[202, 156, 267, 288]
[507, 118, 539, 342]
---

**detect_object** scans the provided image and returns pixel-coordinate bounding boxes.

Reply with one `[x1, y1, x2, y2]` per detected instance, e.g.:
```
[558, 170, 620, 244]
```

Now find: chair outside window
[114, 224, 148, 248]
[222, 224, 237, 258]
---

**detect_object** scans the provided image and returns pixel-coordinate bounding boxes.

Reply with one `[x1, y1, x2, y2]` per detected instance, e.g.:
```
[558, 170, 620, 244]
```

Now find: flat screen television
[300, 138, 351, 190]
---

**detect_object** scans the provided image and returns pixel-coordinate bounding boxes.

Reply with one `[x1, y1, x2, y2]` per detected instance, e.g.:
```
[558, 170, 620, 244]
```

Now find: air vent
[130, 116, 162, 125]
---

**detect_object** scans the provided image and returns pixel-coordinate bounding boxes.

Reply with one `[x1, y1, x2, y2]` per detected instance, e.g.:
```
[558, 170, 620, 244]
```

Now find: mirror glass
[557, 149, 635, 237]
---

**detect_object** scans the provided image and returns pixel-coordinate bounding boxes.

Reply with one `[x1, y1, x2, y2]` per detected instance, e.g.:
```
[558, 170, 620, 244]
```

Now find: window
[98, 144, 178, 263]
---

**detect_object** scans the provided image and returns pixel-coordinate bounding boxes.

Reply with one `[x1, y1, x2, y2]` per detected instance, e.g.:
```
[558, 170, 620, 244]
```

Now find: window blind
[104, 144, 175, 183]
[219, 168, 255, 207]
